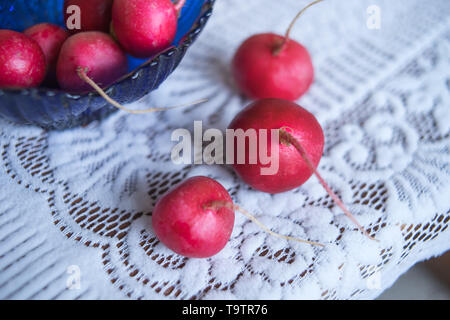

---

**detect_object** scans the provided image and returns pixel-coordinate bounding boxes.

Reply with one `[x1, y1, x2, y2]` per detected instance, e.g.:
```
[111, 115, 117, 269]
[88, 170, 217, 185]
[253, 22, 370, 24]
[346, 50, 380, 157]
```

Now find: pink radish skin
[64, 0, 114, 34]
[56, 31, 128, 93]
[112, 0, 184, 58]
[24, 23, 69, 85]
[152, 176, 235, 258]
[232, 33, 314, 101]
[228, 98, 324, 194]
[0, 30, 46, 89]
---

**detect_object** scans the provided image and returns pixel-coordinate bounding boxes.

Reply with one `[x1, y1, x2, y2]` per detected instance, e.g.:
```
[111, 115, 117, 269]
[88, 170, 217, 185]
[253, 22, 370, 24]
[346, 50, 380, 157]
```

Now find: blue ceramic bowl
[0, 0, 214, 129]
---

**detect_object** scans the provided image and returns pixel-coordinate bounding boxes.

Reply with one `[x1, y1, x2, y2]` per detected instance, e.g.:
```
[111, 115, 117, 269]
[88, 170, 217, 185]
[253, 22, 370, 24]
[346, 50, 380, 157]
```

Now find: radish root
[204, 200, 325, 247]
[273, 0, 325, 56]
[77, 67, 207, 114]
[174, 0, 187, 13]
[279, 128, 378, 241]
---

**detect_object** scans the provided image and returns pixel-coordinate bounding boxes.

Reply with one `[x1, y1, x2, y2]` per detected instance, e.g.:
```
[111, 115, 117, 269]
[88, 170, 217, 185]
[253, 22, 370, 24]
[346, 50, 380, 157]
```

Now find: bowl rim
[0, 0, 215, 100]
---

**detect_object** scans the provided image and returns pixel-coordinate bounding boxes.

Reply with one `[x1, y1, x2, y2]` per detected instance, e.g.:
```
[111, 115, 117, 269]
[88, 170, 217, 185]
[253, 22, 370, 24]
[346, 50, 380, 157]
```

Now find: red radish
[228, 98, 324, 194]
[228, 98, 375, 240]
[232, 33, 314, 101]
[24, 23, 69, 85]
[64, 0, 114, 33]
[111, 0, 186, 58]
[232, 0, 323, 101]
[0, 30, 46, 89]
[56, 31, 128, 93]
[152, 176, 235, 258]
[152, 176, 323, 258]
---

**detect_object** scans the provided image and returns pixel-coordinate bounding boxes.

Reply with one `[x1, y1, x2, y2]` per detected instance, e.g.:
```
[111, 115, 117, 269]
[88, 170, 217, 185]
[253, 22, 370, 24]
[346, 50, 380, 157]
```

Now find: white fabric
[0, 0, 449, 300]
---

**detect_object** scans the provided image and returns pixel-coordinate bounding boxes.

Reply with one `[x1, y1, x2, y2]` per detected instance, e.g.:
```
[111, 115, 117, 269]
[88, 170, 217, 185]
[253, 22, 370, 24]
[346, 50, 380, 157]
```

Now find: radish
[64, 0, 114, 33]
[228, 98, 375, 240]
[24, 23, 69, 86]
[232, 0, 323, 101]
[111, 0, 186, 58]
[56, 31, 128, 93]
[152, 176, 235, 258]
[229, 98, 324, 194]
[0, 30, 46, 89]
[152, 176, 323, 258]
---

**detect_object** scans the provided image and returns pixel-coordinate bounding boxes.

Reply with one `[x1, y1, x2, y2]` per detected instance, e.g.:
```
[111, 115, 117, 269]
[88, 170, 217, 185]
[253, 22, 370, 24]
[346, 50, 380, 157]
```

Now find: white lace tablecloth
[0, 0, 449, 300]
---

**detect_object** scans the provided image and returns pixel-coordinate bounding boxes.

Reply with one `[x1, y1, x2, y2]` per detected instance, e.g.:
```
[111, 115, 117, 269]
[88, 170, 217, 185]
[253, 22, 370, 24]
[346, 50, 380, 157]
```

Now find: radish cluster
[153, 99, 328, 258]
[1, 1, 374, 259]
[152, 0, 375, 259]
[154, 97, 374, 258]
[0, 0, 187, 92]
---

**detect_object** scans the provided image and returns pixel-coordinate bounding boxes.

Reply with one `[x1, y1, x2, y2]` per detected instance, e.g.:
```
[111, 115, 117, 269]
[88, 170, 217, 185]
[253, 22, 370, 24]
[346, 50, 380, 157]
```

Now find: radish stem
[204, 200, 325, 247]
[279, 128, 378, 241]
[77, 67, 207, 114]
[174, 0, 187, 13]
[273, 0, 325, 56]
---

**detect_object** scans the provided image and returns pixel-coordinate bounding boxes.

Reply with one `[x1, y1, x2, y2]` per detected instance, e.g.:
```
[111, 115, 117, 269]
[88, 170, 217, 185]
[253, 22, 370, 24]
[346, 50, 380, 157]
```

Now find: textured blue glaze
[0, 0, 214, 130]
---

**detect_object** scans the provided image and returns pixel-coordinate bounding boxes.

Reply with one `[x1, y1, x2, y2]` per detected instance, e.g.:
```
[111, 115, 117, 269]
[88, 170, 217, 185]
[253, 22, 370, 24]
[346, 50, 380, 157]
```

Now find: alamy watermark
[65, 5, 81, 31]
[66, 265, 81, 290]
[367, 5, 381, 30]
[66, 4, 381, 32]
[171, 121, 280, 175]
